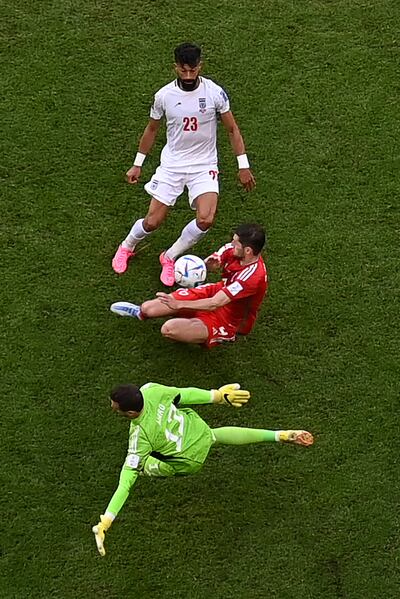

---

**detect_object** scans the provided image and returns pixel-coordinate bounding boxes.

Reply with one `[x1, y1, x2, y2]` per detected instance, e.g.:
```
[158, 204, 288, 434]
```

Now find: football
[174, 254, 207, 288]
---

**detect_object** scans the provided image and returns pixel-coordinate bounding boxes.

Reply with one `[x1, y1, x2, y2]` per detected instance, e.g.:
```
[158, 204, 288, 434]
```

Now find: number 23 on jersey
[183, 116, 198, 131]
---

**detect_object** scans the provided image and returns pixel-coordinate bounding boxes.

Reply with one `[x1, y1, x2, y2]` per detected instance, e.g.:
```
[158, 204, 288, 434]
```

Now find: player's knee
[161, 321, 178, 340]
[143, 215, 163, 231]
[196, 213, 215, 231]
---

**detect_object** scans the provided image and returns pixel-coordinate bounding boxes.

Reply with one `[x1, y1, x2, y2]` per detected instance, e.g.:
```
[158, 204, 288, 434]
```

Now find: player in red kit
[110, 224, 267, 348]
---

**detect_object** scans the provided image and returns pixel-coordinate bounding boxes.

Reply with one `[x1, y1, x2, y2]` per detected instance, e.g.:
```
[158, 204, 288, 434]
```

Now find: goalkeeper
[92, 382, 313, 556]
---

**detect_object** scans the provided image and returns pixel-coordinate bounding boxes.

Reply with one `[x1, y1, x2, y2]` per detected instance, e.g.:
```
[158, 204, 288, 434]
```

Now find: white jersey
[150, 76, 230, 170]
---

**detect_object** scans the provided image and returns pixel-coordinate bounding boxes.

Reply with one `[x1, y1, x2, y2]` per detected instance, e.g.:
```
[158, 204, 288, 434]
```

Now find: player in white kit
[112, 43, 256, 286]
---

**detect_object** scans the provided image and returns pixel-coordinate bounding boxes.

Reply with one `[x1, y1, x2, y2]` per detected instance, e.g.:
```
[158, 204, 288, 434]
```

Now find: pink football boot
[159, 251, 175, 286]
[112, 245, 134, 274]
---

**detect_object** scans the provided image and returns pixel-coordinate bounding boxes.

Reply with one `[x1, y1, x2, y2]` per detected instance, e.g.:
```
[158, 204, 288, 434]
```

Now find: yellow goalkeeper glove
[92, 514, 112, 557]
[212, 383, 250, 408]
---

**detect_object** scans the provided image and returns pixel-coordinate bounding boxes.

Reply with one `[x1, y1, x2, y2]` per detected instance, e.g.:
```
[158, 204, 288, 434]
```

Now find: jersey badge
[125, 454, 140, 469]
[199, 98, 206, 113]
[226, 281, 244, 296]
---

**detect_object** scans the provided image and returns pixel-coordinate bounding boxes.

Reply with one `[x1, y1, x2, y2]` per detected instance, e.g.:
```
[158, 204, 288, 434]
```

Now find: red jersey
[217, 243, 268, 334]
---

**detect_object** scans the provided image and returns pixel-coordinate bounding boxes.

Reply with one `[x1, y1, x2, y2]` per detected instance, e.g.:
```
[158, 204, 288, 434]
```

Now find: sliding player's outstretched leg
[212, 427, 314, 447]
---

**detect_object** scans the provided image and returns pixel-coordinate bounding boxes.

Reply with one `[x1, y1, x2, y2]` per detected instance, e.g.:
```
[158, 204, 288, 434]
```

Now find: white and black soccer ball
[174, 254, 207, 288]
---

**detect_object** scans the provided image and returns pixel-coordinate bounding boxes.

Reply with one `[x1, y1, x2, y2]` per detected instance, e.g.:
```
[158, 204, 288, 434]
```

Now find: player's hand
[238, 168, 256, 192]
[126, 165, 142, 184]
[204, 253, 221, 272]
[212, 383, 250, 408]
[92, 515, 112, 557]
[156, 292, 180, 311]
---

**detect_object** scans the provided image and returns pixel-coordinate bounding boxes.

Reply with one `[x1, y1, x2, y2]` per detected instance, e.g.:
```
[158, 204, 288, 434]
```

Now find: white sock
[122, 218, 150, 250]
[165, 219, 208, 260]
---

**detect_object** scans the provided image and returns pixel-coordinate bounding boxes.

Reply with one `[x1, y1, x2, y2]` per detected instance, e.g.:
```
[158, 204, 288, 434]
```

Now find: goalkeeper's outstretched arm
[176, 384, 250, 409]
[92, 465, 138, 556]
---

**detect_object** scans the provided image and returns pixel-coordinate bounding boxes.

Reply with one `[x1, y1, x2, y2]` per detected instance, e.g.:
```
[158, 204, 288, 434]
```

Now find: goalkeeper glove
[92, 514, 112, 557]
[212, 383, 250, 408]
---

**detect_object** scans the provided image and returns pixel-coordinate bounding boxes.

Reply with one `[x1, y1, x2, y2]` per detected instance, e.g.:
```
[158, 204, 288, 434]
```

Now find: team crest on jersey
[198, 98, 206, 113]
[151, 180, 159, 190]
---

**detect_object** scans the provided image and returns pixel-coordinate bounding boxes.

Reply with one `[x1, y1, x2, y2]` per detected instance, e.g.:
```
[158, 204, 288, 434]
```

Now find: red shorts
[171, 284, 237, 348]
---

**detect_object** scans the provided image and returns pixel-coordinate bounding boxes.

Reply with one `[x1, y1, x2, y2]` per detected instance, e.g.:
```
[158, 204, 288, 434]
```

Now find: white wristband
[133, 152, 146, 167]
[237, 154, 250, 169]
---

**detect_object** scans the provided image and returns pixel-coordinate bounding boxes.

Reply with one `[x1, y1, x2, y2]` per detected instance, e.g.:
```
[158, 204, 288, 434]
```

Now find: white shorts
[144, 166, 219, 208]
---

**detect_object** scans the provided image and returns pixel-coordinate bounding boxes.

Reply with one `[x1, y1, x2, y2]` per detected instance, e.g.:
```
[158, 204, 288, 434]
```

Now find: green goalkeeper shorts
[143, 455, 205, 478]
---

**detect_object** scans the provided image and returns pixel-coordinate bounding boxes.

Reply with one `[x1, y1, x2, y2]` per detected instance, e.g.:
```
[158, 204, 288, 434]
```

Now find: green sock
[212, 427, 277, 445]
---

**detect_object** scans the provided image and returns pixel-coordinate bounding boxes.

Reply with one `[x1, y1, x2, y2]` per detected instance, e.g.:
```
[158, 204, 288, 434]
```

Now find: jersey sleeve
[222, 270, 261, 302]
[125, 424, 153, 469]
[216, 243, 234, 264]
[105, 466, 139, 518]
[214, 86, 230, 114]
[143, 382, 212, 406]
[150, 90, 164, 120]
[105, 425, 152, 518]
[175, 387, 213, 406]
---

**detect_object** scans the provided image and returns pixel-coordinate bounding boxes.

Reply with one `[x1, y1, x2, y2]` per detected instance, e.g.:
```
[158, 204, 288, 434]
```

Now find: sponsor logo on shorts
[210, 327, 236, 345]
[213, 326, 229, 337]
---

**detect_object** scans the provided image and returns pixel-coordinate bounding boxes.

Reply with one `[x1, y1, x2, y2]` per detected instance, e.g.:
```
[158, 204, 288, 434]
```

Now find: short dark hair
[234, 223, 266, 254]
[110, 384, 144, 412]
[174, 43, 202, 67]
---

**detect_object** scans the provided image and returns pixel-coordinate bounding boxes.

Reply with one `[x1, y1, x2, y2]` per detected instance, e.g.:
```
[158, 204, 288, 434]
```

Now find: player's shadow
[104, 302, 252, 389]
[113, 451, 307, 587]
[140, 336, 247, 389]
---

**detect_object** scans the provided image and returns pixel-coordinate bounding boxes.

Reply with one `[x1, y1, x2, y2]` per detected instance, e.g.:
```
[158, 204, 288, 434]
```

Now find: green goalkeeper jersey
[105, 383, 214, 518]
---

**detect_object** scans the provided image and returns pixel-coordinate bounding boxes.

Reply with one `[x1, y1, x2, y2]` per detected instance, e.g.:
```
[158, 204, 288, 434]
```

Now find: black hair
[234, 223, 266, 255]
[174, 43, 202, 67]
[110, 384, 144, 413]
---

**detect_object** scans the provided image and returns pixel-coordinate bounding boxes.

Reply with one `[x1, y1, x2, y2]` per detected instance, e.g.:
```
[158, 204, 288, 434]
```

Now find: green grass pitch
[1, 1, 399, 597]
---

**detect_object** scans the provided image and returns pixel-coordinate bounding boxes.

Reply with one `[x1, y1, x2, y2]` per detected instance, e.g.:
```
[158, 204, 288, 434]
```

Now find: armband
[237, 154, 250, 169]
[133, 152, 146, 167]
